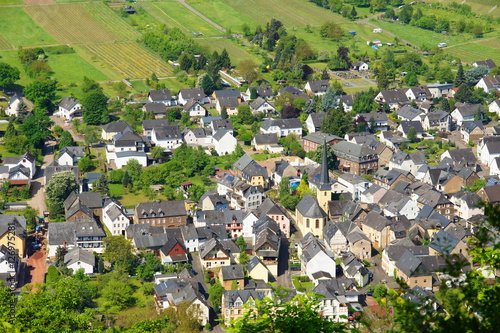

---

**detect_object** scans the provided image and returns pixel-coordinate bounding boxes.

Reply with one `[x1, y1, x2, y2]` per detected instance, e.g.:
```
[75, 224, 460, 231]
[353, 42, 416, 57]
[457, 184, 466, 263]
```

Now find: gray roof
[425, 109, 448, 121]
[332, 141, 376, 161]
[396, 106, 423, 120]
[142, 119, 175, 131]
[279, 86, 309, 100]
[395, 250, 426, 277]
[214, 89, 241, 99]
[64, 247, 95, 267]
[308, 113, 327, 128]
[223, 290, 264, 308]
[261, 118, 301, 131]
[296, 194, 327, 218]
[399, 121, 424, 134]
[59, 146, 84, 159]
[247, 256, 266, 272]
[429, 229, 460, 254]
[179, 88, 206, 100]
[303, 132, 342, 144]
[213, 129, 232, 141]
[363, 211, 391, 231]
[444, 148, 477, 165]
[3, 152, 35, 165]
[252, 86, 273, 98]
[102, 120, 132, 133]
[220, 265, 244, 280]
[48, 222, 76, 246]
[196, 224, 228, 240]
[255, 197, 286, 218]
[218, 96, 240, 108]
[462, 120, 484, 134]
[306, 80, 330, 92]
[473, 59, 497, 70]
[153, 125, 181, 140]
[148, 89, 172, 102]
[0, 215, 26, 240]
[212, 119, 233, 131]
[154, 278, 207, 307]
[379, 89, 408, 103]
[144, 102, 167, 114]
[114, 131, 145, 147]
[66, 202, 94, 220]
[250, 97, 270, 110]
[134, 233, 169, 250]
[454, 103, 485, 117]
[74, 220, 105, 237]
[58, 96, 79, 111]
[253, 133, 278, 145]
[136, 200, 187, 219]
[182, 99, 201, 111]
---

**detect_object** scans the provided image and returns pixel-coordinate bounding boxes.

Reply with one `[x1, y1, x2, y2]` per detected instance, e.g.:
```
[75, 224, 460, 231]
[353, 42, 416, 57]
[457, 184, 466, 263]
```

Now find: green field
[197, 38, 261, 65]
[188, 0, 349, 32]
[0, 34, 13, 51]
[0, 0, 23, 5]
[47, 52, 109, 84]
[0, 7, 58, 48]
[426, 0, 500, 17]
[141, 2, 223, 37]
[445, 38, 500, 65]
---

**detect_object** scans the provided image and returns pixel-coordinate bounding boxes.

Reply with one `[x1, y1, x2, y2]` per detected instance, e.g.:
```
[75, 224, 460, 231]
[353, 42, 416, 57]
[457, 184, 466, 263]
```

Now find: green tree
[125, 158, 142, 182]
[23, 79, 57, 111]
[236, 59, 259, 83]
[19, 112, 54, 148]
[321, 108, 353, 137]
[228, 289, 348, 333]
[103, 236, 136, 271]
[208, 281, 225, 312]
[0, 62, 20, 87]
[319, 22, 344, 40]
[407, 126, 417, 143]
[122, 170, 132, 189]
[92, 174, 110, 196]
[99, 271, 135, 313]
[21, 206, 38, 231]
[58, 131, 75, 149]
[377, 66, 390, 90]
[237, 104, 254, 125]
[187, 184, 205, 201]
[151, 145, 165, 163]
[221, 107, 228, 119]
[4, 118, 17, 141]
[454, 63, 466, 87]
[45, 171, 79, 217]
[220, 48, 231, 69]
[136, 251, 163, 281]
[236, 235, 247, 252]
[465, 65, 489, 86]
[455, 83, 473, 103]
[82, 91, 108, 125]
[77, 156, 93, 172]
[81, 76, 102, 94]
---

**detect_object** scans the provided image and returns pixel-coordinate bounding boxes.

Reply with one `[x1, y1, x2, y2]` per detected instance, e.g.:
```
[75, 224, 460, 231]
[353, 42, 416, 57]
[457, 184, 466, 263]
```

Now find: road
[448, 130, 468, 149]
[27, 139, 56, 215]
[277, 237, 293, 289]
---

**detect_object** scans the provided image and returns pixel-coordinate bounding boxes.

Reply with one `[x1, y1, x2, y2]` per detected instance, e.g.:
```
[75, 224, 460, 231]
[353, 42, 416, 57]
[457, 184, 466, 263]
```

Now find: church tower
[317, 139, 331, 214]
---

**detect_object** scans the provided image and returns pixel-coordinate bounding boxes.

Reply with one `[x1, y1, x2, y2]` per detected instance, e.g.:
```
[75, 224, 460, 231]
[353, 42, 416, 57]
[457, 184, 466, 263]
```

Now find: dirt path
[24, 248, 47, 285]
[27, 139, 55, 215]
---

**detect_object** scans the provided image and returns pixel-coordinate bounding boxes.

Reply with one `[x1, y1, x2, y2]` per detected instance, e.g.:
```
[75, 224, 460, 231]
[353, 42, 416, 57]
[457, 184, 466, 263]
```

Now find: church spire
[319, 137, 330, 189]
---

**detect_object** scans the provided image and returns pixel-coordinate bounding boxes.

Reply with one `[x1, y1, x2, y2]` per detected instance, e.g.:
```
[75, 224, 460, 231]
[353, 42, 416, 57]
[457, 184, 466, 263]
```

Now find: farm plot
[0, 7, 58, 48]
[0, 34, 13, 51]
[196, 38, 261, 65]
[80, 42, 174, 79]
[47, 52, 109, 84]
[81, 2, 141, 41]
[445, 41, 500, 65]
[188, 0, 349, 31]
[426, 0, 500, 17]
[0, 0, 23, 4]
[142, 2, 223, 37]
[23, 0, 54, 4]
[25, 3, 122, 44]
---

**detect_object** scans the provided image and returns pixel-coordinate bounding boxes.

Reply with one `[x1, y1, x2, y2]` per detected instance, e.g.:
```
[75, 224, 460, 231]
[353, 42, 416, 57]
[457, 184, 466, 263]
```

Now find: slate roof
[306, 80, 330, 92]
[255, 197, 287, 218]
[212, 119, 233, 131]
[396, 250, 427, 277]
[0, 215, 26, 239]
[179, 88, 206, 101]
[474, 59, 497, 70]
[153, 125, 181, 140]
[160, 228, 186, 256]
[213, 129, 232, 141]
[462, 120, 484, 134]
[485, 141, 500, 154]
[260, 118, 302, 131]
[444, 148, 477, 165]
[250, 97, 270, 110]
[59, 146, 84, 159]
[425, 109, 448, 121]
[136, 200, 187, 219]
[396, 106, 423, 120]
[48, 222, 76, 246]
[184, 127, 212, 138]
[480, 184, 500, 203]
[144, 102, 167, 114]
[220, 265, 244, 280]
[429, 229, 460, 254]
[340, 94, 354, 105]
[378, 89, 408, 103]
[3, 152, 35, 165]
[296, 194, 327, 218]
[64, 247, 95, 267]
[417, 190, 450, 208]
[253, 133, 278, 145]
[134, 233, 169, 250]
[332, 141, 376, 161]
[66, 202, 94, 220]
[149, 89, 172, 102]
[302, 132, 342, 144]
[114, 131, 144, 147]
[253, 86, 273, 99]
[358, 112, 388, 122]
[399, 121, 424, 134]
[154, 278, 207, 307]
[363, 211, 391, 231]
[218, 96, 240, 108]
[182, 99, 200, 111]
[454, 103, 485, 117]
[58, 96, 79, 111]
[223, 290, 264, 308]
[102, 120, 132, 133]
[142, 119, 174, 131]
[196, 224, 228, 240]
[214, 89, 241, 99]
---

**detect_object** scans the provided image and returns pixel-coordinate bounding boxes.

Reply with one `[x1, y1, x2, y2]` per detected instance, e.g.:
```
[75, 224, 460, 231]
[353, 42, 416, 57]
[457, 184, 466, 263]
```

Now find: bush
[45, 265, 60, 284]
[298, 276, 310, 283]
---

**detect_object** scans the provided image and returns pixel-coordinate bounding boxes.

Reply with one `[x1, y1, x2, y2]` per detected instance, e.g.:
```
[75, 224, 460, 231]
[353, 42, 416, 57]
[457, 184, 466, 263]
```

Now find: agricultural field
[23, 0, 54, 4]
[0, 7, 58, 48]
[129, 78, 190, 94]
[78, 42, 174, 79]
[24, 3, 123, 44]
[426, 0, 500, 18]
[47, 53, 109, 85]
[188, 0, 349, 31]
[0, 34, 12, 51]
[0, 0, 23, 4]
[142, 1, 223, 37]
[196, 38, 261, 65]
[445, 38, 500, 65]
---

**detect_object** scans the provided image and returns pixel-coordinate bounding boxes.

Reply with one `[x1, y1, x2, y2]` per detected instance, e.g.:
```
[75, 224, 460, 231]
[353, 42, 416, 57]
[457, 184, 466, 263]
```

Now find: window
[316, 220, 320, 228]
[306, 219, 310, 228]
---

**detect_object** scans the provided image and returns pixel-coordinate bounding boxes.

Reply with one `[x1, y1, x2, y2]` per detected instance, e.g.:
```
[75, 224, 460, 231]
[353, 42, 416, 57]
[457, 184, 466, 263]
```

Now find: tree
[82, 91, 108, 125]
[77, 156, 92, 173]
[21, 206, 38, 231]
[454, 63, 466, 87]
[281, 105, 299, 119]
[187, 185, 205, 201]
[136, 252, 162, 281]
[18, 48, 37, 65]
[84, 126, 99, 147]
[179, 53, 194, 72]
[4, 118, 17, 141]
[151, 145, 165, 162]
[237, 104, 254, 125]
[320, 68, 329, 80]
[220, 107, 228, 119]
[99, 271, 135, 313]
[122, 170, 132, 189]
[236, 59, 259, 83]
[455, 83, 473, 103]
[407, 126, 418, 143]
[92, 174, 110, 196]
[465, 65, 489, 85]
[321, 107, 353, 137]
[235, 235, 247, 252]
[0, 62, 20, 87]
[58, 131, 75, 149]
[200, 74, 217, 95]
[125, 158, 142, 182]
[20, 112, 54, 148]
[319, 87, 337, 112]
[208, 282, 225, 312]
[220, 48, 231, 69]
[81, 76, 102, 94]
[403, 71, 419, 87]
[319, 22, 344, 40]
[295, 41, 315, 61]
[377, 66, 390, 90]
[55, 246, 67, 267]
[103, 236, 136, 271]
[23, 79, 57, 111]
[45, 171, 79, 216]
[228, 289, 348, 333]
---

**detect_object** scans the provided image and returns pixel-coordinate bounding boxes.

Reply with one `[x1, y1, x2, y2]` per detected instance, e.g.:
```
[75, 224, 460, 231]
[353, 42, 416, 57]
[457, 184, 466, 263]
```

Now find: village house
[356, 113, 389, 132]
[255, 197, 290, 238]
[405, 86, 432, 101]
[260, 118, 302, 138]
[278, 86, 310, 100]
[212, 130, 237, 156]
[183, 99, 207, 117]
[2, 152, 37, 180]
[58, 146, 84, 166]
[245, 86, 273, 100]
[488, 100, 500, 116]
[252, 133, 279, 151]
[305, 113, 327, 133]
[64, 247, 95, 275]
[143, 102, 168, 119]
[221, 290, 264, 325]
[396, 106, 424, 122]
[142, 119, 175, 139]
[296, 194, 328, 239]
[304, 80, 330, 96]
[55, 96, 82, 120]
[148, 89, 176, 106]
[427, 83, 453, 98]
[101, 120, 133, 141]
[421, 109, 450, 132]
[178, 88, 208, 105]
[352, 60, 369, 71]
[6, 92, 32, 117]
[361, 211, 392, 250]
[250, 97, 275, 114]
[233, 154, 268, 188]
[219, 265, 245, 290]
[199, 238, 239, 269]
[461, 121, 485, 143]
[332, 141, 378, 175]
[478, 136, 500, 166]
[472, 59, 497, 71]
[47, 220, 106, 257]
[301, 132, 343, 153]
[451, 191, 483, 220]
[134, 200, 189, 227]
[151, 125, 183, 150]
[246, 256, 270, 282]
[397, 121, 424, 139]
[389, 151, 427, 176]
[478, 184, 500, 205]
[210, 119, 234, 135]
[340, 94, 354, 112]
[0, 215, 27, 258]
[450, 103, 485, 126]
[375, 89, 409, 110]
[298, 233, 336, 282]
[102, 198, 130, 236]
[183, 127, 213, 147]
[106, 131, 148, 168]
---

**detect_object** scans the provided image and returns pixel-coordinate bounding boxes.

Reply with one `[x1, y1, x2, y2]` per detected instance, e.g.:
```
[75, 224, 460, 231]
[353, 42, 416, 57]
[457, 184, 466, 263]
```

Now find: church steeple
[319, 138, 331, 190]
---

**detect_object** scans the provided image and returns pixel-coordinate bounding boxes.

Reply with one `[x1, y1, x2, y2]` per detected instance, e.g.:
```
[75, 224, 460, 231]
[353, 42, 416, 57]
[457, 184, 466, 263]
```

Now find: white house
[475, 75, 500, 93]
[299, 234, 336, 282]
[396, 106, 424, 122]
[421, 109, 450, 132]
[389, 151, 427, 176]
[212, 130, 237, 156]
[151, 126, 182, 150]
[178, 88, 209, 105]
[375, 89, 409, 110]
[491, 157, 500, 177]
[102, 198, 130, 236]
[242, 211, 259, 238]
[2, 152, 37, 179]
[304, 80, 330, 96]
[451, 103, 485, 126]
[488, 100, 500, 116]
[305, 113, 326, 133]
[352, 61, 369, 71]
[64, 247, 95, 275]
[397, 121, 424, 139]
[183, 128, 213, 147]
[58, 146, 85, 166]
[250, 97, 275, 114]
[337, 173, 373, 202]
[6, 92, 32, 117]
[451, 191, 483, 220]
[404, 86, 432, 102]
[480, 140, 500, 166]
[106, 131, 148, 168]
[55, 96, 82, 120]
[182, 99, 207, 117]
[260, 118, 302, 137]
[148, 89, 176, 106]
[427, 83, 453, 98]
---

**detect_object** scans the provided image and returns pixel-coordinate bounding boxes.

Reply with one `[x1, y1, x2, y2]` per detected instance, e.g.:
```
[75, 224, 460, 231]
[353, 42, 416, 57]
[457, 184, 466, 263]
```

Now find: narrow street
[277, 237, 293, 289]
[27, 139, 55, 214]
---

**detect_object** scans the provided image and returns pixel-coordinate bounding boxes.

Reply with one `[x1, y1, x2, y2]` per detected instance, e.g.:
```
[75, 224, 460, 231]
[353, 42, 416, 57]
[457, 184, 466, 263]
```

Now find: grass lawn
[252, 153, 281, 161]
[0, 0, 23, 5]
[292, 276, 314, 292]
[0, 7, 58, 48]
[446, 39, 500, 65]
[48, 53, 109, 85]
[109, 184, 126, 197]
[196, 38, 261, 65]
[426, 0, 500, 18]
[0, 144, 22, 158]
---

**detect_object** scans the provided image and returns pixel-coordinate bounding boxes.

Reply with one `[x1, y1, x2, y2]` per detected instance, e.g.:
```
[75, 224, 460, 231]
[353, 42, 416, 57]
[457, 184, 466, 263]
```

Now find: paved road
[176, 0, 226, 33]
[277, 237, 293, 289]
[27, 139, 55, 215]
[448, 130, 468, 149]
